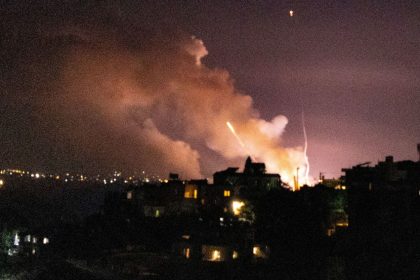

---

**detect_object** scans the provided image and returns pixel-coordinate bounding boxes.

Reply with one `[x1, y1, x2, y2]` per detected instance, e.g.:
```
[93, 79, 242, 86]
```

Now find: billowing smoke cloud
[1, 22, 306, 184]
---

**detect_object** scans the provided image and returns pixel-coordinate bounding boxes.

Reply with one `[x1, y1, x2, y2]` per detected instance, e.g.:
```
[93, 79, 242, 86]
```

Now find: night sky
[1, 1, 419, 181]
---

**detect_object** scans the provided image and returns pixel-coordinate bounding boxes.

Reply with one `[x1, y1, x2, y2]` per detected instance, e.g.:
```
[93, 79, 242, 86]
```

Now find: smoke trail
[226, 121, 255, 159]
[302, 110, 310, 185]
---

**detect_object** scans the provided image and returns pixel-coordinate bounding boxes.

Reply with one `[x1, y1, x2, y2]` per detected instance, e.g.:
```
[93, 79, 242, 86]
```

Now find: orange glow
[184, 184, 198, 199]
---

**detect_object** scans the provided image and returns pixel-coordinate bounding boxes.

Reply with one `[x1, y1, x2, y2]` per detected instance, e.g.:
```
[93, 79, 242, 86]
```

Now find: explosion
[2, 22, 309, 185]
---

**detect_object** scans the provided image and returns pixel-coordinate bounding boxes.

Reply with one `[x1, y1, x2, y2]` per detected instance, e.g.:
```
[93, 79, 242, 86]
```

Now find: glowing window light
[184, 247, 190, 259]
[289, 10, 294, 17]
[184, 185, 198, 199]
[43, 237, 49, 244]
[232, 250, 239, 259]
[0, 179, 4, 187]
[232, 200, 245, 216]
[155, 209, 160, 218]
[127, 191, 133, 200]
[13, 233, 20, 246]
[224, 190, 231, 197]
[211, 250, 221, 261]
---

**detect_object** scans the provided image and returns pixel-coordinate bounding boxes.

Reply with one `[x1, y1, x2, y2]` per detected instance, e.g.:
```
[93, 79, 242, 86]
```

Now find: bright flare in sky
[226, 121, 246, 149]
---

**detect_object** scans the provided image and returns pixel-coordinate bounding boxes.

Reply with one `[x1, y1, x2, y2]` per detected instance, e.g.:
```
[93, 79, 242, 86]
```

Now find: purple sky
[184, 1, 420, 177]
[1, 1, 419, 179]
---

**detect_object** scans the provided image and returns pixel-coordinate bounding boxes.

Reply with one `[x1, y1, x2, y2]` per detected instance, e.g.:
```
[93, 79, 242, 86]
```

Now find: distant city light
[289, 10, 294, 17]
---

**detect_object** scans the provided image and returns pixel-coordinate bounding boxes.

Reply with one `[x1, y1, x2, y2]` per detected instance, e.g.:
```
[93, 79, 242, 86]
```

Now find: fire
[226, 118, 312, 190]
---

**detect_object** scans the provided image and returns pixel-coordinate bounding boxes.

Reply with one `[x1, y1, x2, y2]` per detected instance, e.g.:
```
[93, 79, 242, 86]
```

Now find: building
[342, 151, 420, 253]
[213, 156, 281, 200]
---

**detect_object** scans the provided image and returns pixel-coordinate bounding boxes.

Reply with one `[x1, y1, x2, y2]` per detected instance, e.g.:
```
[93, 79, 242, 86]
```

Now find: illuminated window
[223, 190, 231, 197]
[252, 246, 268, 259]
[183, 247, 190, 259]
[211, 250, 221, 261]
[184, 185, 198, 199]
[0, 179, 4, 187]
[155, 209, 160, 218]
[13, 233, 20, 246]
[127, 191, 133, 200]
[253, 246, 258, 255]
[232, 250, 239, 259]
[232, 200, 245, 216]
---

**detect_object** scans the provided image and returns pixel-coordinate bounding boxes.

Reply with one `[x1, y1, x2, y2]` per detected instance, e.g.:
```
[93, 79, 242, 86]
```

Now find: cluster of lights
[0, 168, 170, 187]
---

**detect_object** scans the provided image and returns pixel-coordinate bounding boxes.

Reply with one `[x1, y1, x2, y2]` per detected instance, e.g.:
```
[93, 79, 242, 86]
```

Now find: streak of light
[302, 111, 310, 185]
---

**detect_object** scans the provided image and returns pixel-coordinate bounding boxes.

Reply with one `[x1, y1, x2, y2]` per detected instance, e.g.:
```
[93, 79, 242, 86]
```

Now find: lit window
[127, 191, 133, 200]
[232, 200, 245, 216]
[43, 237, 49, 244]
[223, 190, 231, 197]
[184, 247, 190, 259]
[232, 250, 239, 259]
[155, 209, 160, 217]
[13, 233, 20, 246]
[0, 179, 4, 187]
[211, 250, 221, 261]
[184, 185, 198, 199]
[252, 246, 268, 258]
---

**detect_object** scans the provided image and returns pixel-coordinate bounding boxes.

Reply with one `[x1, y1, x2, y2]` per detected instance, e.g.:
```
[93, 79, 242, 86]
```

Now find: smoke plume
[1, 21, 307, 183]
